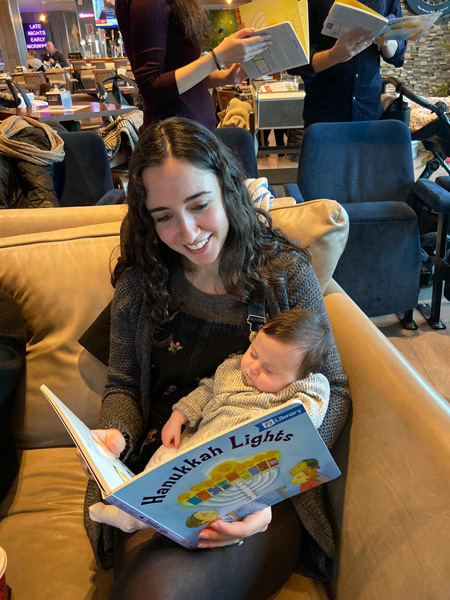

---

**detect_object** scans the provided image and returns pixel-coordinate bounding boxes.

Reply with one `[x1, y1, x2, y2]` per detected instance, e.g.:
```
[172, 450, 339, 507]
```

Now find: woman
[82, 118, 350, 599]
[115, 0, 271, 130]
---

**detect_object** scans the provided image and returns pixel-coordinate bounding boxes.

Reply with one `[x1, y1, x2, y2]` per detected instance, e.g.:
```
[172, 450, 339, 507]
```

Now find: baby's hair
[28, 50, 36, 57]
[261, 309, 332, 379]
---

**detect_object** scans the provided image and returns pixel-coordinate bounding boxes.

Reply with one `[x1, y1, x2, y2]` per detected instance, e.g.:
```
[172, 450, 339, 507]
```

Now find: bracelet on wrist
[210, 48, 222, 71]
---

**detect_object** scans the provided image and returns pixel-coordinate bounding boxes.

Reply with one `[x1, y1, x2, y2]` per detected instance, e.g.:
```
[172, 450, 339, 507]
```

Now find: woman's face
[144, 157, 229, 272]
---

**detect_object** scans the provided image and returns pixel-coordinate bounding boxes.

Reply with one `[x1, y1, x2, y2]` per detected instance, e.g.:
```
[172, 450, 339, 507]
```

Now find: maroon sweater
[116, 0, 216, 130]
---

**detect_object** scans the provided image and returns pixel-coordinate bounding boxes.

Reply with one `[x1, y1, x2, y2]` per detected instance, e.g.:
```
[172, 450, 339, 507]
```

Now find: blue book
[41, 384, 341, 549]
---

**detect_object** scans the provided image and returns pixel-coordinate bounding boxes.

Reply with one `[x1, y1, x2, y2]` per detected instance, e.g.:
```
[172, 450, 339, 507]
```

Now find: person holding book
[150, 308, 331, 466]
[80, 116, 350, 599]
[290, 0, 406, 127]
[115, 0, 271, 131]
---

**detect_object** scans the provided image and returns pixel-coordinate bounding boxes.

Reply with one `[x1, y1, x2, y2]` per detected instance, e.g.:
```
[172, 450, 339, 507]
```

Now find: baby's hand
[161, 409, 187, 448]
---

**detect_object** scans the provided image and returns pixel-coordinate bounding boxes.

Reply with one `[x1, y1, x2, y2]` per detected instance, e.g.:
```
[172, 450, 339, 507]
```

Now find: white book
[242, 22, 309, 80]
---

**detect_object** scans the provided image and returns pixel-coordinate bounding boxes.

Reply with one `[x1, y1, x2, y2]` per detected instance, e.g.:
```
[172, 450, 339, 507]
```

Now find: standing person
[80, 117, 350, 599]
[290, 0, 406, 128]
[41, 41, 69, 68]
[115, 0, 271, 130]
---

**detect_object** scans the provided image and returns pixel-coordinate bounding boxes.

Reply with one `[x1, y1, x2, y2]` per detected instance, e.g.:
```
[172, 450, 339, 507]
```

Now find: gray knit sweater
[174, 357, 330, 451]
[84, 254, 350, 579]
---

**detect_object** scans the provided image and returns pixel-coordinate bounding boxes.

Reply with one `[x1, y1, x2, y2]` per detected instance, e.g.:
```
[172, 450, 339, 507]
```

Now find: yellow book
[236, 0, 309, 78]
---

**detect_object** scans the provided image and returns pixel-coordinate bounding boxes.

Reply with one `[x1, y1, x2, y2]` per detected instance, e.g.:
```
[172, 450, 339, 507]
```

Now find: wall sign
[405, 0, 450, 16]
[24, 22, 47, 50]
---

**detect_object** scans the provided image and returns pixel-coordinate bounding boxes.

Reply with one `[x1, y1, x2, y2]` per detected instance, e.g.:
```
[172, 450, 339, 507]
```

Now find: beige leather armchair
[0, 204, 449, 600]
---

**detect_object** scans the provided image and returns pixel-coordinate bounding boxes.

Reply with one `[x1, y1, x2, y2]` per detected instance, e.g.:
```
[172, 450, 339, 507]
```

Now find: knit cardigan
[84, 253, 350, 580]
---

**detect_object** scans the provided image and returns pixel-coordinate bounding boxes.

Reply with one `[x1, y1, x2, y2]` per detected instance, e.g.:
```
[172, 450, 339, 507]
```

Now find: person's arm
[289, 373, 330, 429]
[172, 376, 214, 428]
[98, 267, 147, 458]
[311, 28, 373, 72]
[121, 0, 270, 103]
[175, 28, 271, 95]
[378, 0, 406, 65]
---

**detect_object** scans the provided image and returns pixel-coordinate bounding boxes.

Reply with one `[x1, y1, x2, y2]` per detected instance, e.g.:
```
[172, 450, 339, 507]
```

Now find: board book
[40, 385, 341, 549]
[236, 0, 309, 78]
[321, 0, 441, 42]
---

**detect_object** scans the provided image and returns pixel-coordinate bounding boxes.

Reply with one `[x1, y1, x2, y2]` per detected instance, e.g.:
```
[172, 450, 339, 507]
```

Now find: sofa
[1, 202, 450, 600]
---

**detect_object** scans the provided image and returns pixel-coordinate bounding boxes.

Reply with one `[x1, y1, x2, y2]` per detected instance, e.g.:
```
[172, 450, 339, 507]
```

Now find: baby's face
[240, 330, 304, 393]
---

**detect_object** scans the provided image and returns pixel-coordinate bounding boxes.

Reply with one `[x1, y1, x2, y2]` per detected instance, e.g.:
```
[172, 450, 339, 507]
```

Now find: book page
[376, 12, 442, 42]
[40, 385, 135, 494]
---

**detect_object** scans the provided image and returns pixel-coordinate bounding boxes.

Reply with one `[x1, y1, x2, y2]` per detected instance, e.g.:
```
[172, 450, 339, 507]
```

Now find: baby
[150, 307, 332, 466]
[90, 308, 332, 531]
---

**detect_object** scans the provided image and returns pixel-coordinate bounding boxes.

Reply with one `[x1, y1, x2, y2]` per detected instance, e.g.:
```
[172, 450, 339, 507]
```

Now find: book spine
[107, 495, 196, 549]
[235, 7, 242, 28]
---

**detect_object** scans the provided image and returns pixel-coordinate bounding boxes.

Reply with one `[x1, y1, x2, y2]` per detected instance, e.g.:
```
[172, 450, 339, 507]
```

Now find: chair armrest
[96, 189, 126, 205]
[413, 179, 450, 213]
[436, 176, 450, 193]
[283, 183, 304, 203]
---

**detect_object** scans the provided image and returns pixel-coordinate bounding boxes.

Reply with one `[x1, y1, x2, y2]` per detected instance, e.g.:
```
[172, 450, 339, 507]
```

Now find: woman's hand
[76, 428, 126, 479]
[197, 507, 272, 549]
[215, 28, 272, 67]
[218, 63, 248, 86]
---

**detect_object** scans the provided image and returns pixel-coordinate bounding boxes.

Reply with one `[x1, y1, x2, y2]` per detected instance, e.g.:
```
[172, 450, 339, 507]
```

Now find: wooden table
[0, 101, 135, 131]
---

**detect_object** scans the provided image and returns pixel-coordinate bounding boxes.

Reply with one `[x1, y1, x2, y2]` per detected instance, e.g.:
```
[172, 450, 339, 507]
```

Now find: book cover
[322, 0, 441, 42]
[40, 385, 341, 549]
[236, 0, 309, 78]
[322, 0, 387, 39]
[240, 22, 309, 80]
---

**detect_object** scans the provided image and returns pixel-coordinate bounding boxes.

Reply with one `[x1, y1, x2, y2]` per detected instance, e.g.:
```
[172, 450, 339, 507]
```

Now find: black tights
[109, 501, 302, 600]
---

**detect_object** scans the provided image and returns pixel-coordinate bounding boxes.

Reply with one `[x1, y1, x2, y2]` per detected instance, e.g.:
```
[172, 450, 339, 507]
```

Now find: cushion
[0, 205, 128, 238]
[0, 222, 122, 448]
[270, 199, 349, 291]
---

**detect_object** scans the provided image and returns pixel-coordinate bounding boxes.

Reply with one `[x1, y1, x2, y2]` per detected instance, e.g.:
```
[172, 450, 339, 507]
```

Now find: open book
[322, 0, 441, 42]
[236, 0, 309, 78]
[40, 384, 341, 549]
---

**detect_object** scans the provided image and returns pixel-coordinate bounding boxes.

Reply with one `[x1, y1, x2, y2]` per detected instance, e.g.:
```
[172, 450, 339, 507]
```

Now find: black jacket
[0, 127, 59, 209]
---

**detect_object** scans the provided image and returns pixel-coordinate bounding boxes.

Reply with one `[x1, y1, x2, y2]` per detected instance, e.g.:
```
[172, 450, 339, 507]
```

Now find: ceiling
[17, 0, 242, 15]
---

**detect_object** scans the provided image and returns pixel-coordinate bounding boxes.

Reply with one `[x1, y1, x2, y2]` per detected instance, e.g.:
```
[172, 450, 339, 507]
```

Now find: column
[0, 0, 28, 72]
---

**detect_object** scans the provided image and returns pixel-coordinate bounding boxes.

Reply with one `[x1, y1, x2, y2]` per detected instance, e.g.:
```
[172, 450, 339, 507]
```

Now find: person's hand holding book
[77, 428, 126, 480]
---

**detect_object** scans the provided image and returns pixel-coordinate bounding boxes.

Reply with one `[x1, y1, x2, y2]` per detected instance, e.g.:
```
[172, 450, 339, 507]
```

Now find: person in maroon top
[115, 0, 271, 130]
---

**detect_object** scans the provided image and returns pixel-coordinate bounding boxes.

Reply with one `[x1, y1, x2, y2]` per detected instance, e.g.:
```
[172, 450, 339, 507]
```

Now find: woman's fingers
[216, 30, 271, 65]
[197, 507, 272, 548]
[76, 428, 126, 479]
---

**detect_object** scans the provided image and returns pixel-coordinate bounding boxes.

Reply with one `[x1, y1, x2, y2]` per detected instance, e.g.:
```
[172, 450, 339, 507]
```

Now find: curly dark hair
[114, 117, 310, 344]
[168, 0, 212, 48]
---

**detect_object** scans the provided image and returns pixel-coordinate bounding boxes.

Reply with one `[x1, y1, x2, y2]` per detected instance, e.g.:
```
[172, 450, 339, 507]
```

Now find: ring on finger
[236, 538, 244, 546]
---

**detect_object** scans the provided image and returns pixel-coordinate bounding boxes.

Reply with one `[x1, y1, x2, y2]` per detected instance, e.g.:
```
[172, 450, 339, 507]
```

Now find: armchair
[54, 131, 124, 206]
[1, 204, 450, 600]
[284, 120, 425, 326]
